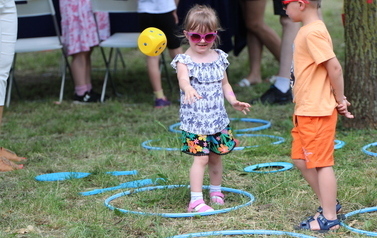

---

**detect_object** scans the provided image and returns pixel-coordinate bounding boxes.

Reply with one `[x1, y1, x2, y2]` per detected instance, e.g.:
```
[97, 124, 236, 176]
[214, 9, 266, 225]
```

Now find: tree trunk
[343, 0, 377, 129]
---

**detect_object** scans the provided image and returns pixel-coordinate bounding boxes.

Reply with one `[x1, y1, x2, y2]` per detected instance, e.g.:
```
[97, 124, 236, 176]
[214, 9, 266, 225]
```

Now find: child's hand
[232, 101, 251, 115]
[337, 97, 354, 118]
[183, 87, 202, 104]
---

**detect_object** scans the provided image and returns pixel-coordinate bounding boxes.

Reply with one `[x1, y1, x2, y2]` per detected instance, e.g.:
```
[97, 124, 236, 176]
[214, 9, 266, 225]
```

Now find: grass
[1, 1, 377, 237]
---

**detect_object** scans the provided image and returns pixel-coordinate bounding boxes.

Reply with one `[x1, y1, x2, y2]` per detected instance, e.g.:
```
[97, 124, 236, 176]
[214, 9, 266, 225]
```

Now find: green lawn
[2, 1, 377, 237]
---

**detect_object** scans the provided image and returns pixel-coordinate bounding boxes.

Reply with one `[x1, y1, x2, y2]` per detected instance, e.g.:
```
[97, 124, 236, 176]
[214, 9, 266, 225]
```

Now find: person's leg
[208, 152, 222, 187]
[0, 0, 17, 119]
[238, 0, 262, 85]
[146, 55, 162, 94]
[190, 155, 209, 193]
[0, 106, 3, 127]
[238, 33, 263, 86]
[188, 155, 214, 212]
[307, 166, 338, 230]
[208, 152, 225, 205]
[71, 50, 99, 103]
[71, 51, 91, 92]
[293, 159, 321, 200]
[243, 0, 281, 60]
[277, 16, 299, 78]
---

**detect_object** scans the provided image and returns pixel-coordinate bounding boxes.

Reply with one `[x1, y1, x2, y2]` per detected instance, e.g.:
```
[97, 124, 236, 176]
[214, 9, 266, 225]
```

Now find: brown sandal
[0, 147, 26, 162]
[0, 156, 24, 172]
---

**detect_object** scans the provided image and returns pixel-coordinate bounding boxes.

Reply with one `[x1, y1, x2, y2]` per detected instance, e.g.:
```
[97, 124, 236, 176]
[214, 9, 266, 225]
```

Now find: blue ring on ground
[362, 142, 377, 157]
[169, 230, 317, 238]
[340, 206, 377, 236]
[104, 185, 255, 218]
[169, 118, 271, 133]
[244, 162, 293, 173]
[334, 139, 345, 149]
[233, 134, 285, 150]
[35, 172, 91, 181]
[141, 134, 285, 151]
[141, 139, 179, 151]
[35, 170, 138, 181]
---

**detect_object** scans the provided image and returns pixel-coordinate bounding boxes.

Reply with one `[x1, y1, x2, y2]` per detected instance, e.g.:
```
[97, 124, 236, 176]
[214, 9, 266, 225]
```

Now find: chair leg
[59, 55, 67, 103]
[160, 52, 173, 93]
[5, 57, 17, 107]
[100, 47, 114, 102]
[113, 48, 126, 75]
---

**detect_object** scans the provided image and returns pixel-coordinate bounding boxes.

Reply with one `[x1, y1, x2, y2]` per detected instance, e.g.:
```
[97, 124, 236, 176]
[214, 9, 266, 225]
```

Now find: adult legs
[0, 0, 17, 121]
[0, 0, 22, 172]
[147, 47, 182, 107]
[239, 0, 281, 85]
[250, 15, 299, 104]
[277, 16, 300, 79]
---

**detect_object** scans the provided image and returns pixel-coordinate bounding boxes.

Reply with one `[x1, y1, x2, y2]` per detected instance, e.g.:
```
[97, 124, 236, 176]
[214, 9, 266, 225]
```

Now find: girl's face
[184, 29, 217, 53]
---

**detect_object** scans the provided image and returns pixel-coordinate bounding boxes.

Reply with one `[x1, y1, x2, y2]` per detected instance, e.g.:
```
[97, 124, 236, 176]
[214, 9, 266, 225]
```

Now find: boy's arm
[323, 57, 344, 103]
[323, 57, 354, 118]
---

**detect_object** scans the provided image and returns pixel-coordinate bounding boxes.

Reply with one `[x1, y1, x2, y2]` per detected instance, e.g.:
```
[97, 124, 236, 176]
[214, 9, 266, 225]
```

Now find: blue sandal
[295, 214, 340, 233]
[317, 200, 346, 221]
[317, 200, 342, 213]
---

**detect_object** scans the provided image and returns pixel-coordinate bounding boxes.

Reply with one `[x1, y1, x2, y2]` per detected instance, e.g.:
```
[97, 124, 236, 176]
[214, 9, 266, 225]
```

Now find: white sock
[274, 76, 291, 93]
[190, 192, 203, 202]
[209, 184, 221, 193]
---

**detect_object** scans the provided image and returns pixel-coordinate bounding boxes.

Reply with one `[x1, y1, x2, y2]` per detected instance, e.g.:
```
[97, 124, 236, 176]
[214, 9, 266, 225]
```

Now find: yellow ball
[138, 27, 167, 56]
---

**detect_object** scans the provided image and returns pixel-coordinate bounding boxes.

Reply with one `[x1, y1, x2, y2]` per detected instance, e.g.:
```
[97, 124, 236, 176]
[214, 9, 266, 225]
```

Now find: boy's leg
[316, 166, 338, 220]
[293, 159, 321, 202]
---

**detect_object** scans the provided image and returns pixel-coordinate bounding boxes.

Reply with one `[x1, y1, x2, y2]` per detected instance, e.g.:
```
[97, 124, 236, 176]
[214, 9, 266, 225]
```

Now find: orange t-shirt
[292, 20, 337, 116]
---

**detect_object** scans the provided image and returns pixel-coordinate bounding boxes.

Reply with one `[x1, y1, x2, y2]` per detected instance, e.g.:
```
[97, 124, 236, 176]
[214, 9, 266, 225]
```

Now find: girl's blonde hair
[181, 4, 222, 47]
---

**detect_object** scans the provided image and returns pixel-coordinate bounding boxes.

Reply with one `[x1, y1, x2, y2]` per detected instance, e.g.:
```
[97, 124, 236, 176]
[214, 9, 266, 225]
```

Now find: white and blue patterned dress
[171, 49, 230, 135]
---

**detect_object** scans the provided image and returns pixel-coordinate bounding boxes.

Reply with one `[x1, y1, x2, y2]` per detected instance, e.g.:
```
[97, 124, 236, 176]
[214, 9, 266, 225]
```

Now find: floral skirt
[181, 125, 237, 156]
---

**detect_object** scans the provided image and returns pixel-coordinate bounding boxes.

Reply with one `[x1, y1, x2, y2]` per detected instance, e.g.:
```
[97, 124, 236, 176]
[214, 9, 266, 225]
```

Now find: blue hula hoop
[169, 118, 271, 133]
[35, 170, 138, 182]
[334, 139, 346, 150]
[244, 162, 293, 173]
[141, 139, 179, 151]
[169, 229, 317, 238]
[233, 134, 285, 151]
[341, 206, 377, 236]
[141, 134, 285, 151]
[362, 142, 377, 157]
[104, 185, 255, 218]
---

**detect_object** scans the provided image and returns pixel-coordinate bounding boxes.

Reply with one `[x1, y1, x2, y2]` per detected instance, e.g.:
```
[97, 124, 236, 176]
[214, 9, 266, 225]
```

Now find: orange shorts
[291, 109, 337, 169]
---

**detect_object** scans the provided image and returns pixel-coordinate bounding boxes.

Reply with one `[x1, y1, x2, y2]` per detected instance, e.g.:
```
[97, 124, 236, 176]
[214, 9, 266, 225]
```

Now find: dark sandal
[295, 214, 340, 233]
[317, 200, 342, 213]
[317, 200, 346, 221]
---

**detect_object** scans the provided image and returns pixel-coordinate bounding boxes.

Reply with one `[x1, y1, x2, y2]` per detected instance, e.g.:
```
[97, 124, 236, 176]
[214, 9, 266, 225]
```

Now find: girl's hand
[232, 101, 251, 115]
[183, 87, 202, 104]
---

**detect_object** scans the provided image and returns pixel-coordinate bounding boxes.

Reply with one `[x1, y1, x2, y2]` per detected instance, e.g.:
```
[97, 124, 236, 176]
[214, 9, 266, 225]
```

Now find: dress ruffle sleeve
[170, 49, 229, 83]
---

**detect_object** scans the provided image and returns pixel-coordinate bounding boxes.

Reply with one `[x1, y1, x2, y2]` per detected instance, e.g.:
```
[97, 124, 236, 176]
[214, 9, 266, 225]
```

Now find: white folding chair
[7, 0, 71, 107]
[91, 0, 172, 102]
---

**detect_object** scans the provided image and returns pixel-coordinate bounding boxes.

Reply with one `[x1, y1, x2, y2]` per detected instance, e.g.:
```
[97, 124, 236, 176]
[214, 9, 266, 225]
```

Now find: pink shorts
[291, 109, 337, 169]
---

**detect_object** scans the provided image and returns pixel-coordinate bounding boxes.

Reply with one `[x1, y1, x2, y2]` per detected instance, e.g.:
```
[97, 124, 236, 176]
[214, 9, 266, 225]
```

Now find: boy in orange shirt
[283, 0, 354, 232]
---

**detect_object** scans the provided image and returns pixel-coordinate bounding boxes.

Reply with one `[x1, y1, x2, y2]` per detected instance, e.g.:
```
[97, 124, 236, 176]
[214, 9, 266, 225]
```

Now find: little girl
[171, 4, 251, 213]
